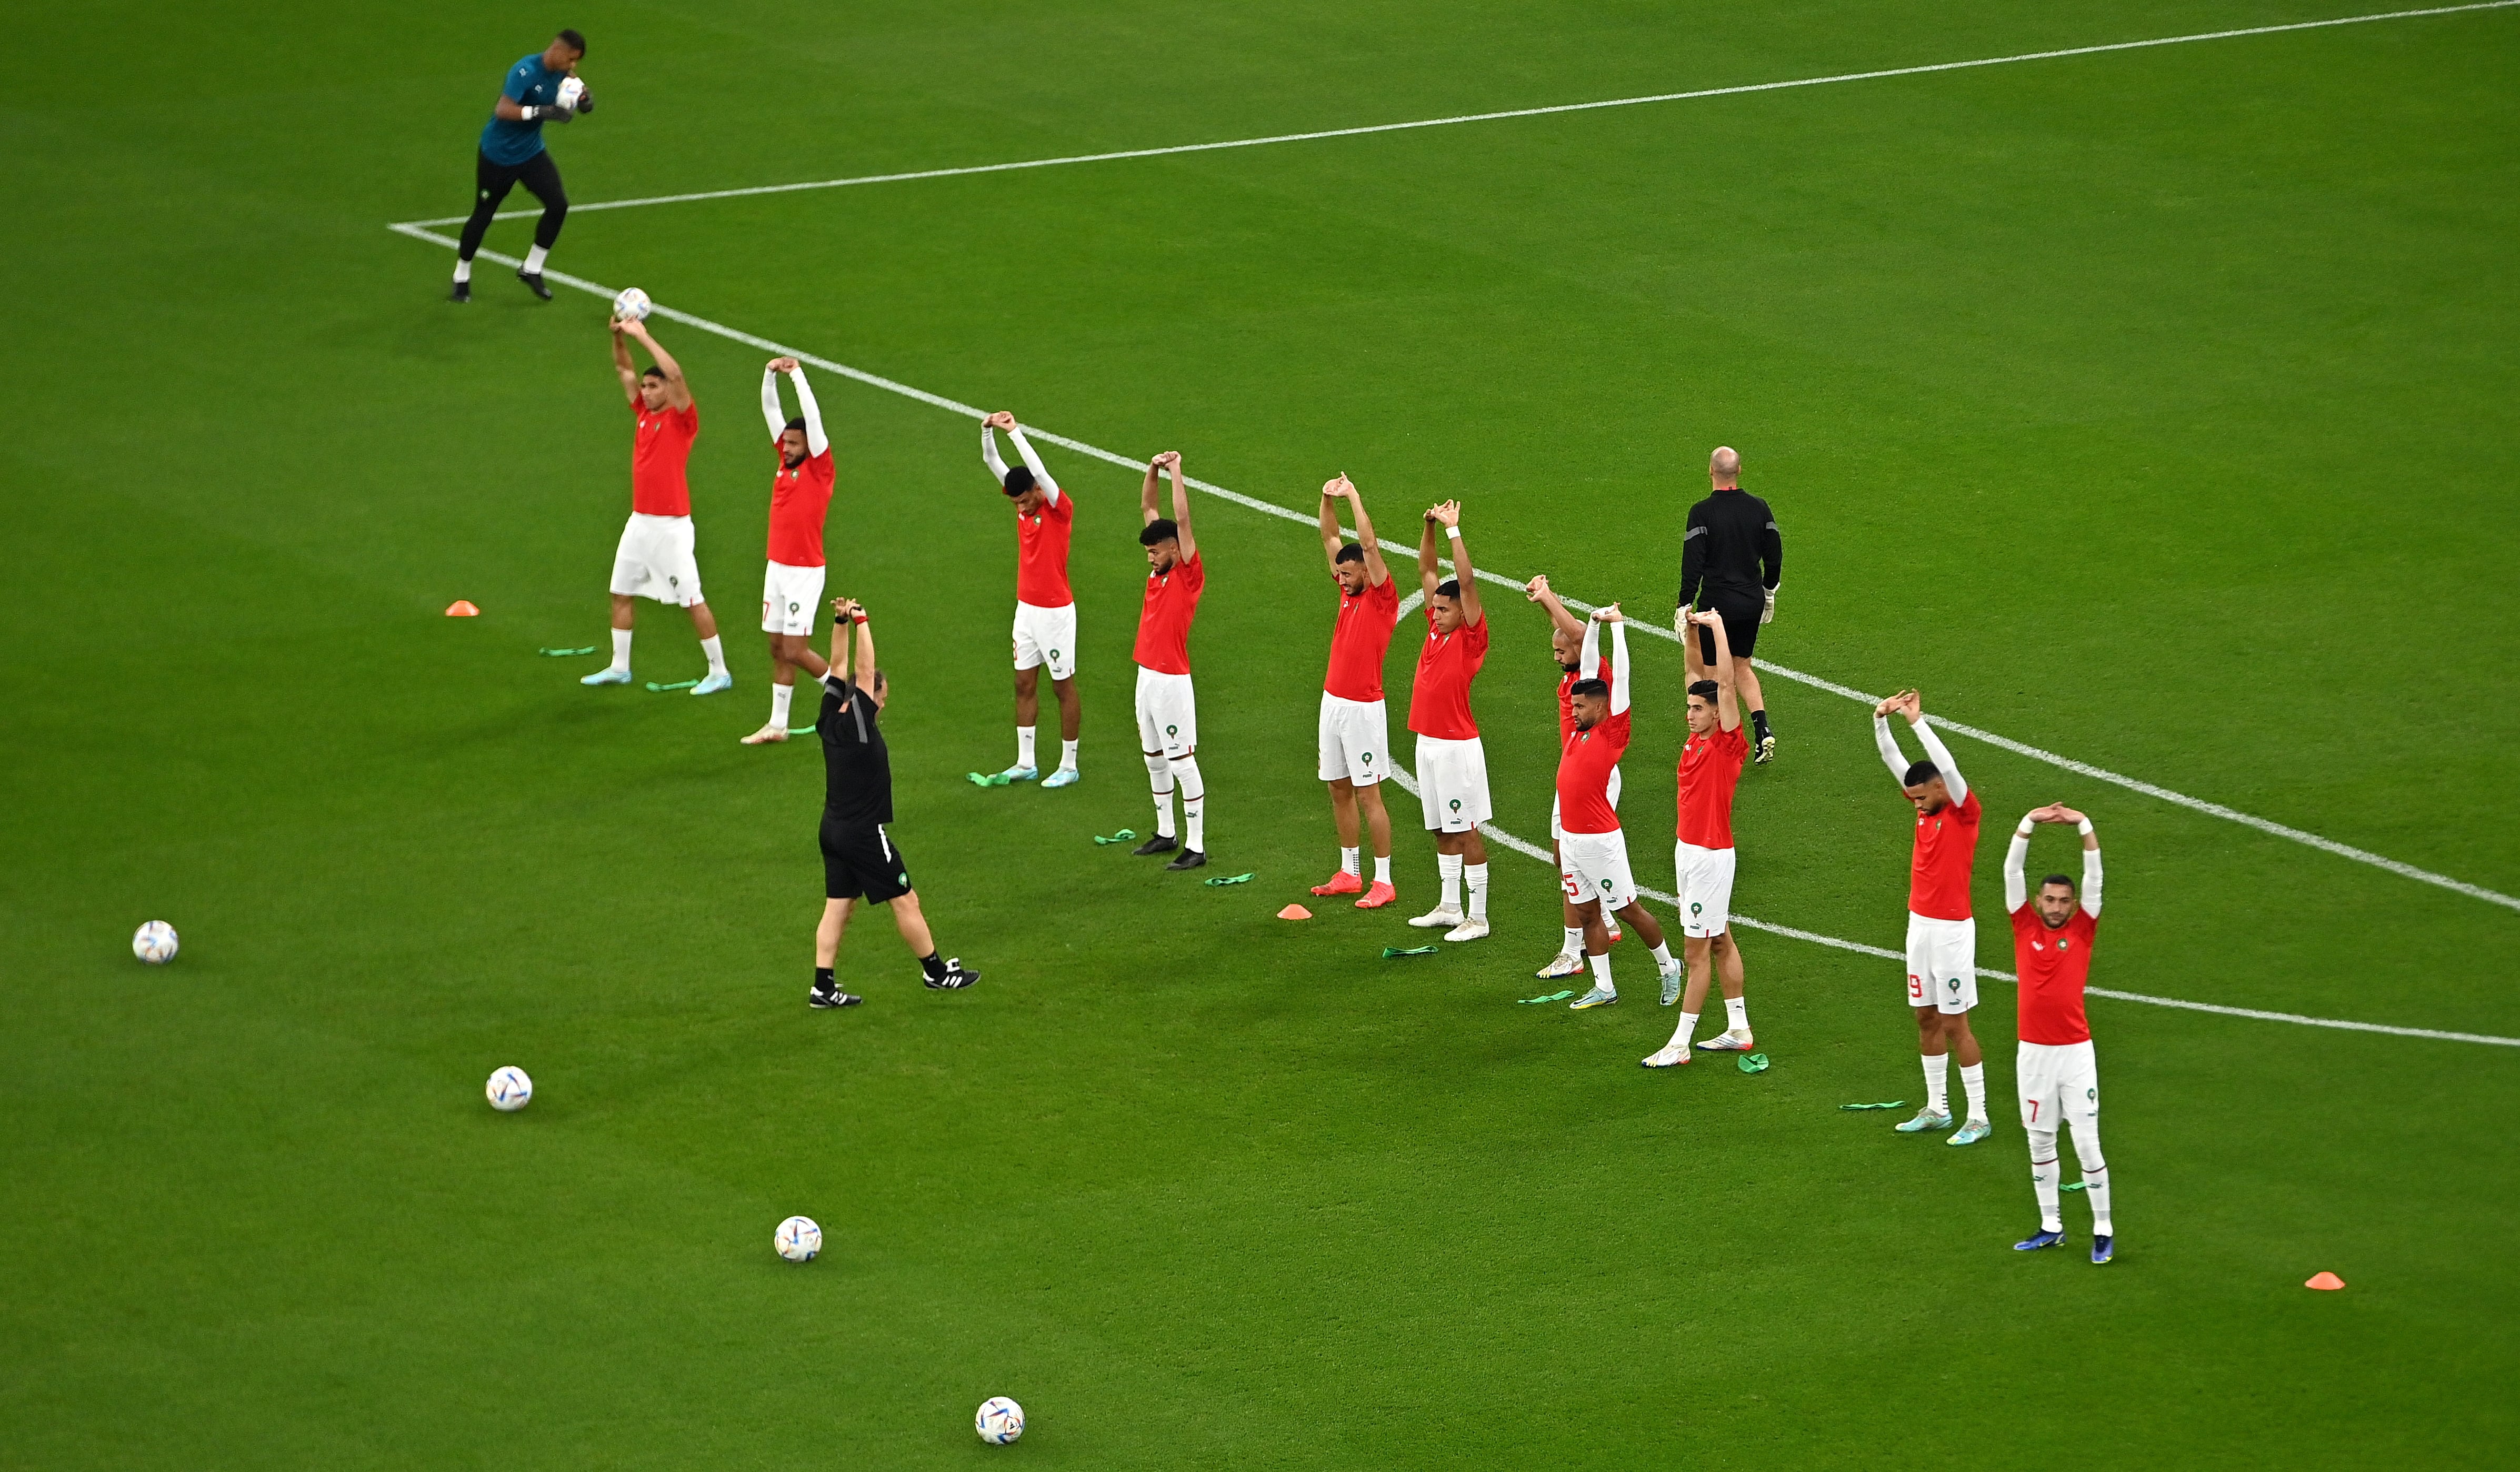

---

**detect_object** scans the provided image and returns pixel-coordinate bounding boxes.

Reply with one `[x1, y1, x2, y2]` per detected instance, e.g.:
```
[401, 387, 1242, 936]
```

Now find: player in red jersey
[1875, 690, 1992, 1143]
[2005, 804, 2114, 1264]
[1404, 501, 1493, 942]
[1131, 451, 1208, 870]
[1556, 606, 1679, 1009]
[981, 411, 1081, 787]
[1645, 611, 1755, 1064]
[583, 317, 729, 692]
[741, 358, 836, 744]
[1311, 475, 1401, 908]
[1525, 576, 1622, 976]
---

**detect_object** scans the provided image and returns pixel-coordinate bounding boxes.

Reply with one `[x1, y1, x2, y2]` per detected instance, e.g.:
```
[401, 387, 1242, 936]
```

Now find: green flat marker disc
[1203, 872, 1256, 887]
[2061, 1182, 2088, 1193]
[1381, 944, 1439, 958]
[537, 645, 599, 657]
[1838, 1101, 1908, 1111]
[1738, 1052, 1771, 1074]
[1092, 829, 1138, 845]
[1517, 990, 1577, 1004]
[645, 679, 700, 692]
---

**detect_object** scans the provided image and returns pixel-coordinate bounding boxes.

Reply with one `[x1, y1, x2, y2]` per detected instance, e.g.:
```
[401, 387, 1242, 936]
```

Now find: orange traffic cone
[2304, 1271, 2345, 1290]
[1277, 903, 1312, 920]
[445, 600, 480, 616]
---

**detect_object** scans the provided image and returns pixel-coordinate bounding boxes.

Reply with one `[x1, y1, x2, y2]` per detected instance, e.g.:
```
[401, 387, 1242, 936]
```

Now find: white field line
[401, 1, 2520, 228]
[394, 228, 2520, 1047]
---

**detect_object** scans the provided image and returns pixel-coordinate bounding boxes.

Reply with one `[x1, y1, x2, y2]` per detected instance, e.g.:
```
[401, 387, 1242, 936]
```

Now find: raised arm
[2004, 814, 2033, 913]
[982, 415, 1011, 484]
[1693, 610, 1741, 732]
[2066, 807, 2102, 916]
[1165, 453, 1195, 561]
[611, 321, 641, 407]
[1526, 575, 1585, 644]
[827, 597, 854, 678]
[828, 599, 877, 695]
[760, 364, 786, 440]
[1009, 426, 1059, 504]
[851, 604, 878, 695]
[1428, 501, 1481, 623]
[623, 321, 689, 409]
[1578, 607, 1603, 680]
[1599, 609, 1632, 716]
[1873, 692, 1915, 782]
[1317, 478, 1346, 572]
[2011, 805, 2103, 915]
[1417, 510, 1443, 600]
[1342, 479, 1389, 586]
[1909, 703, 1969, 805]
[787, 363, 827, 456]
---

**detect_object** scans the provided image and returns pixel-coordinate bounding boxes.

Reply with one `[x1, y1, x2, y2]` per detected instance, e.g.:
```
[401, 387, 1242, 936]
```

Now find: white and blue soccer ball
[485, 1066, 533, 1112]
[612, 286, 652, 323]
[774, 1215, 822, 1262]
[556, 75, 586, 112]
[132, 921, 179, 964]
[975, 1396, 1025, 1445]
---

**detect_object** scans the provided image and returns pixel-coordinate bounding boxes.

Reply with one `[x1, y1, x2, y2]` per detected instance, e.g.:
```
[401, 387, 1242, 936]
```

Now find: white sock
[1373, 854, 1392, 886]
[608, 626, 632, 672]
[771, 681, 793, 726]
[1174, 755, 1205, 851]
[1648, 939, 1674, 971]
[1587, 948, 1614, 995]
[1960, 1061, 1988, 1122]
[2070, 1120, 2112, 1235]
[1059, 738, 1079, 772]
[1438, 852, 1463, 910]
[1563, 926, 1584, 955]
[453, 256, 474, 284]
[1340, 847, 1362, 878]
[2028, 1130, 2063, 1232]
[1675, 1010, 1699, 1047]
[1725, 996, 1750, 1034]
[522, 244, 549, 274]
[700, 634, 727, 675]
[1924, 1052, 1950, 1115]
[1016, 725, 1036, 769]
[1465, 863, 1489, 920]
[1144, 753, 1175, 838]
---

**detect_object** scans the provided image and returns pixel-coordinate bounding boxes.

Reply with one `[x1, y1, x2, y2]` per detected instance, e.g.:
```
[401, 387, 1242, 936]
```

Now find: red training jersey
[1676, 724, 1748, 850]
[1908, 790, 1983, 921]
[1408, 610, 1488, 740]
[632, 399, 699, 517]
[1556, 656, 1613, 742]
[1556, 709, 1630, 836]
[1133, 552, 1204, 674]
[765, 443, 835, 567]
[1324, 576, 1400, 702]
[2011, 907, 2099, 1045]
[1015, 492, 1075, 608]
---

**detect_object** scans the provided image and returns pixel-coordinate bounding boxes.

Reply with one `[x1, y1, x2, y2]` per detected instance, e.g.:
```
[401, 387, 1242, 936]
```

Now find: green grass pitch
[5, 1, 2516, 1465]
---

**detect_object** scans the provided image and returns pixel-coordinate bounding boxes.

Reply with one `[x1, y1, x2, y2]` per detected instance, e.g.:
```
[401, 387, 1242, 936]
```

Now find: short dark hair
[1434, 578, 1462, 600]
[639, 365, 665, 382]
[1569, 678, 1609, 700]
[1903, 759, 1940, 788]
[1002, 464, 1036, 498]
[556, 28, 587, 54]
[2040, 873, 2076, 893]
[1687, 679, 1719, 702]
[1334, 543, 1364, 566]
[784, 416, 806, 436]
[1141, 518, 1178, 547]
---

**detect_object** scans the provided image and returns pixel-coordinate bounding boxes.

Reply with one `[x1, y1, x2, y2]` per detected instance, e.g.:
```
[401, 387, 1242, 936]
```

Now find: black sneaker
[517, 269, 553, 300]
[808, 985, 862, 1009]
[1164, 848, 1208, 871]
[1131, 833, 1178, 857]
[924, 958, 979, 990]
[449, 280, 471, 303]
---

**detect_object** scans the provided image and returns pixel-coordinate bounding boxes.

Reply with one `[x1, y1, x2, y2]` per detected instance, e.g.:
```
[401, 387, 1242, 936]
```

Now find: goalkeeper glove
[525, 105, 573, 123]
[1761, 586, 1777, 625]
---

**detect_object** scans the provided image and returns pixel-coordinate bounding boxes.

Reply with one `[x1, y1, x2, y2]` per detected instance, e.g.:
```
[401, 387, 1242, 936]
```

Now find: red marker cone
[1277, 903, 1312, 920]
[2305, 1271, 2345, 1290]
[445, 600, 480, 616]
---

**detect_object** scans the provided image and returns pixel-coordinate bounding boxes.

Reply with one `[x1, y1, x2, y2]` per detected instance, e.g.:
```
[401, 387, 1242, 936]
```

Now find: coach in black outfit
[450, 29, 593, 303]
[1677, 446, 1783, 764]
[808, 598, 980, 1008]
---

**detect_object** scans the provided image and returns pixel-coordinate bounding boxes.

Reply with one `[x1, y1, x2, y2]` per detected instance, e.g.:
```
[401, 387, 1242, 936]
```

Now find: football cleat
[1407, 904, 1465, 930]
[1163, 848, 1208, 871]
[925, 959, 980, 990]
[2091, 1235, 2114, 1265]
[1536, 950, 1586, 980]
[449, 280, 472, 303]
[2013, 1228, 2067, 1252]
[1894, 1108, 1953, 1133]
[1131, 834, 1179, 857]
[691, 670, 733, 696]
[1695, 1029, 1755, 1052]
[996, 764, 1039, 783]
[808, 986, 862, 1009]
[1041, 767, 1080, 788]
[1947, 1119, 1992, 1147]
[1354, 881, 1396, 909]
[1443, 917, 1489, 943]
[518, 269, 553, 300]
[1569, 986, 1618, 1010]
[739, 722, 787, 745]
[1658, 966, 1682, 1006]
[1311, 870, 1365, 897]
[1642, 1042, 1691, 1068]
[1754, 733, 1776, 765]
[580, 667, 632, 686]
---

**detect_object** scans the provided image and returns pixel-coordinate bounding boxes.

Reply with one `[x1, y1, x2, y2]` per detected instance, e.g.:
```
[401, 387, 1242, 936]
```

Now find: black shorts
[821, 819, 913, 902]
[1695, 588, 1763, 663]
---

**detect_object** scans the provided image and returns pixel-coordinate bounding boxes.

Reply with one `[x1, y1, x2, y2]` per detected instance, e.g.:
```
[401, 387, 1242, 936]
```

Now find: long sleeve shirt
[1678, 488, 1782, 610]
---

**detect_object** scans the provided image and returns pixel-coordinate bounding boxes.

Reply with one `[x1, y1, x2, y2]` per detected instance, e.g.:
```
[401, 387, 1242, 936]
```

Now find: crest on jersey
[1050, 648, 1061, 661]
[1362, 752, 1374, 765]
[2086, 1087, 2096, 1100]
[1947, 977, 1961, 993]
[789, 602, 800, 614]
[1689, 902, 1703, 917]
[1166, 724, 1178, 737]
[2058, 938, 2071, 951]
[1448, 798, 1462, 812]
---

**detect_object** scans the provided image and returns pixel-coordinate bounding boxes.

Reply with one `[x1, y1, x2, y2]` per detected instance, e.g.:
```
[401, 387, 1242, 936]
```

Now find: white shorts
[1413, 735, 1492, 833]
[1317, 694, 1392, 785]
[1558, 829, 1638, 911]
[1013, 600, 1077, 681]
[1134, 665, 1198, 757]
[1905, 913, 1979, 1013]
[761, 561, 826, 635]
[1550, 765, 1622, 840]
[609, 513, 705, 606]
[2016, 1040, 2099, 1132]
[1673, 841, 1737, 938]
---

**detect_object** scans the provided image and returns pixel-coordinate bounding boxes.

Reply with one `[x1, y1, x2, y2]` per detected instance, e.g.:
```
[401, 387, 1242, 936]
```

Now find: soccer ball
[485, 1066, 533, 1112]
[774, 1215, 822, 1262]
[556, 75, 586, 112]
[132, 921, 179, 964]
[612, 286, 652, 323]
[975, 1397, 1025, 1445]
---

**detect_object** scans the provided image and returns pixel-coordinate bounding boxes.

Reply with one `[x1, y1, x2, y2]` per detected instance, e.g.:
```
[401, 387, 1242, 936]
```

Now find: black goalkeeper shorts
[820, 819, 913, 903]
[1695, 588, 1763, 663]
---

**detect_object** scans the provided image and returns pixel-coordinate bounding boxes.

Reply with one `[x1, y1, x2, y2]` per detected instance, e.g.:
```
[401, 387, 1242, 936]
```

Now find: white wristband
[2076, 818, 2095, 836]
[1445, 525, 1463, 541]
[2017, 821, 2036, 837]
